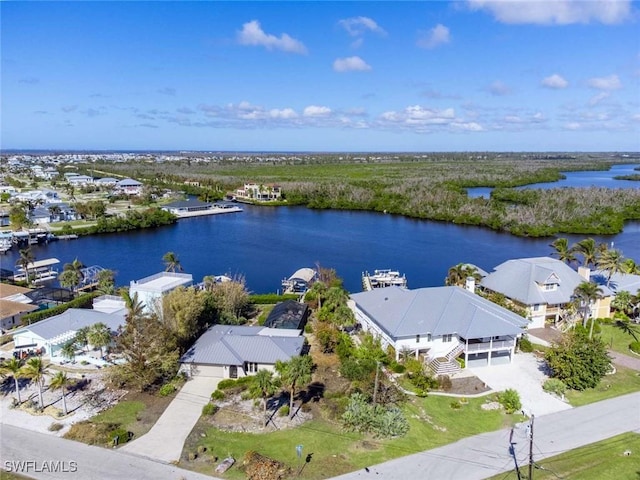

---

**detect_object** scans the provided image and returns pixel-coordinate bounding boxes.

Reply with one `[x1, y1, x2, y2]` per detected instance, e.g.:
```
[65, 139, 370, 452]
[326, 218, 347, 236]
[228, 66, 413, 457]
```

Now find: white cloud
[451, 122, 484, 131]
[417, 24, 451, 49]
[589, 91, 611, 106]
[269, 108, 298, 119]
[541, 74, 569, 89]
[587, 74, 622, 90]
[487, 81, 512, 96]
[303, 105, 332, 117]
[338, 16, 386, 36]
[467, 0, 632, 25]
[565, 122, 582, 130]
[237, 20, 307, 54]
[333, 56, 372, 72]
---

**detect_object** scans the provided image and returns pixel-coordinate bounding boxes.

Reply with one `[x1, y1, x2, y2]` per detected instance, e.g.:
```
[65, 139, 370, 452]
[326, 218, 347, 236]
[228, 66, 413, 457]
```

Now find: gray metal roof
[13, 308, 125, 341]
[481, 257, 585, 306]
[350, 286, 527, 340]
[181, 325, 304, 366]
[590, 270, 640, 295]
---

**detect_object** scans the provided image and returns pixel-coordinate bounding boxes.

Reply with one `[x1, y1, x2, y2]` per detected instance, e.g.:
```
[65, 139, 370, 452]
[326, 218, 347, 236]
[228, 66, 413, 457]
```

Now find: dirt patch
[447, 376, 491, 395]
[121, 390, 176, 438]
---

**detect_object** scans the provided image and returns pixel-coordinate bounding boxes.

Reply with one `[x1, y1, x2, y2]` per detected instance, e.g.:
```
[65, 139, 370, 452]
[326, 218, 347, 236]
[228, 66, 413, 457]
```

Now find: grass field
[487, 432, 640, 480]
[565, 366, 640, 407]
[599, 323, 639, 355]
[184, 394, 523, 479]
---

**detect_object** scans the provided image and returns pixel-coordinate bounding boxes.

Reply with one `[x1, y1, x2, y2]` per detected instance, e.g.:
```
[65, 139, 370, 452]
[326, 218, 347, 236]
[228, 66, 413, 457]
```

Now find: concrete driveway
[470, 352, 571, 417]
[121, 375, 220, 463]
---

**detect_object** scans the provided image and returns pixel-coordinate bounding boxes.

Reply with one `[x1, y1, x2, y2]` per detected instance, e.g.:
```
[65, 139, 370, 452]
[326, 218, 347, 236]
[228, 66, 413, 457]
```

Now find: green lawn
[487, 432, 640, 480]
[565, 366, 640, 407]
[186, 394, 523, 479]
[91, 400, 145, 426]
[599, 323, 639, 355]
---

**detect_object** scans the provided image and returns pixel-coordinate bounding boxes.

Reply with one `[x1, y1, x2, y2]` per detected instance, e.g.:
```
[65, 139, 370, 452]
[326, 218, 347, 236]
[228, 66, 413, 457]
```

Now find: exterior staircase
[426, 343, 464, 376]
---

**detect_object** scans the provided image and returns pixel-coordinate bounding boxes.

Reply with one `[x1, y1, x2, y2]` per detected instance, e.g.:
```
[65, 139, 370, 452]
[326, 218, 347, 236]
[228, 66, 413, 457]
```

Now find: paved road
[120, 375, 220, 463]
[0, 424, 219, 480]
[3, 392, 639, 480]
[335, 391, 640, 480]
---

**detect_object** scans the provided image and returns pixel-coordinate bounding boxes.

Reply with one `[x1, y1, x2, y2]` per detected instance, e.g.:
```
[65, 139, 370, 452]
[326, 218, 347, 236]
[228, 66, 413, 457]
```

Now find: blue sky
[2, 1, 639, 151]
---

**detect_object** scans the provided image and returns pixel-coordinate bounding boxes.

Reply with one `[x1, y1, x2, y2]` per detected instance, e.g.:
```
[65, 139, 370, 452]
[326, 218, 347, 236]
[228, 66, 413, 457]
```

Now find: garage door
[193, 364, 224, 378]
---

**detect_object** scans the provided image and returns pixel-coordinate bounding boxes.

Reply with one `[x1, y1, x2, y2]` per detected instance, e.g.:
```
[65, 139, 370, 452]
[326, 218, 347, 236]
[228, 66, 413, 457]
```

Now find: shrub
[0, 334, 12, 345]
[341, 392, 409, 438]
[48, 422, 64, 432]
[279, 405, 290, 417]
[217, 379, 239, 390]
[437, 375, 453, 391]
[249, 294, 299, 304]
[498, 389, 522, 414]
[456, 357, 466, 369]
[630, 341, 640, 354]
[202, 403, 218, 416]
[543, 378, 567, 397]
[211, 389, 225, 400]
[450, 400, 462, 409]
[158, 383, 176, 397]
[391, 363, 406, 374]
[518, 337, 534, 353]
[304, 323, 313, 334]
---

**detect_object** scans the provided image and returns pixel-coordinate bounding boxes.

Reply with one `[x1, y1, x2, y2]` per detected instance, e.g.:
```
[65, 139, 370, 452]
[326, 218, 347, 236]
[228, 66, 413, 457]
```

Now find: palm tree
[49, 371, 70, 415]
[573, 281, 604, 338]
[0, 358, 24, 403]
[612, 290, 633, 316]
[87, 322, 112, 357]
[597, 248, 624, 287]
[162, 251, 183, 273]
[307, 281, 328, 309]
[60, 340, 77, 362]
[574, 238, 598, 267]
[251, 369, 279, 427]
[550, 238, 576, 265]
[59, 258, 85, 293]
[445, 263, 482, 287]
[275, 355, 313, 419]
[22, 357, 48, 408]
[621, 258, 640, 275]
[16, 248, 34, 285]
[96, 269, 116, 295]
[120, 289, 145, 320]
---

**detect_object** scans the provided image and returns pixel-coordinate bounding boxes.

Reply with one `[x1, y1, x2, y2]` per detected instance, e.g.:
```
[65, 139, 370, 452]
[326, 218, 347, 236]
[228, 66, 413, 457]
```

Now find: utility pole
[373, 361, 381, 404]
[528, 414, 535, 480]
[509, 427, 522, 480]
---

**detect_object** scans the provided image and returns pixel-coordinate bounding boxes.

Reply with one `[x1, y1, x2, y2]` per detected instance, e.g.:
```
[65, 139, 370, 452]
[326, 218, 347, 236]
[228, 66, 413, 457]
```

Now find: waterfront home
[115, 178, 143, 195]
[129, 271, 193, 315]
[94, 177, 118, 187]
[349, 285, 528, 373]
[235, 183, 282, 202]
[0, 284, 37, 332]
[11, 295, 126, 361]
[29, 206, 52, 225]
[161, 199, 213, 215]
[264, 300, 310, 331]
[481, 257, 612, 329]
[180, 325, 304, 379]
[67, 174, 94, 186]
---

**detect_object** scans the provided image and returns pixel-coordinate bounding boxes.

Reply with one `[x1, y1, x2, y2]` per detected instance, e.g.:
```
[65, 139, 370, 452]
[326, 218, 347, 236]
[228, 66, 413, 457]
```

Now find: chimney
[465, 276, 476, 293]
[578, 266, 591, 281]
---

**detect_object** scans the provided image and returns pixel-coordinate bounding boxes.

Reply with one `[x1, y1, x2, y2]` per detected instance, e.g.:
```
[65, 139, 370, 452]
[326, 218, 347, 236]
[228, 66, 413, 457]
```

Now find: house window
[443, 334, 453, 343]
[544, 283, 557, 291]
[416, 334, 420, 343]
[243, 362, 258, 373]
[427, 334, 432, 342]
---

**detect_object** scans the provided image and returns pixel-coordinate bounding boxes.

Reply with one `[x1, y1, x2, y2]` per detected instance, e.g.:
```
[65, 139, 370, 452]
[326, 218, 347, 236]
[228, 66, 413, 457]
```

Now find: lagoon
[3, 204, 639, 294]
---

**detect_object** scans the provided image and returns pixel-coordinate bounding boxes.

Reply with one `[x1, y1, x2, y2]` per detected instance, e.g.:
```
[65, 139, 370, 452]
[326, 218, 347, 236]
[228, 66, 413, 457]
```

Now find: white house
[11, 295, 126, 361]
[180, 325, 304, 379]
[349, 285, 528, 373]
[235, 183, 282, 202]
[115, 178, 143, 195]
[67, 175, 94, 186]
[129, 271, 193, 315]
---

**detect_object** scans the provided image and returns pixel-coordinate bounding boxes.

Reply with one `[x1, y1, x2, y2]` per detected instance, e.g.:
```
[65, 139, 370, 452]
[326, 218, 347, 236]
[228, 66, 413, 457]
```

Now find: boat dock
[362, 269, 407, 291]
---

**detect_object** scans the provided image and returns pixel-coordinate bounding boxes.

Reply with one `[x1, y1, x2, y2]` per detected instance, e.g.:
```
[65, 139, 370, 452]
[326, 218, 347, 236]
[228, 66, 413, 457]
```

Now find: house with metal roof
[480, 257, 612, 329]
[264, 300, 310, 330]
[349, 285, 528, 372]
[180, 325, 304, 379]
[11, 298, 126, 361]
[115, 178, 143, 195]
[129, 271, 193, 315]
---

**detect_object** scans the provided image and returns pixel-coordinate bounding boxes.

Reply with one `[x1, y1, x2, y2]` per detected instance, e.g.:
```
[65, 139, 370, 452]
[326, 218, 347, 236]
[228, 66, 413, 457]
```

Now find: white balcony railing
[466, 339, 515, 353]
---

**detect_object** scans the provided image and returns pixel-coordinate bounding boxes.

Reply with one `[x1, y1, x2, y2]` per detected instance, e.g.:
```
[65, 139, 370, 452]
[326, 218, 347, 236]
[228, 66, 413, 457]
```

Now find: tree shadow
[299, 381, 325, 404]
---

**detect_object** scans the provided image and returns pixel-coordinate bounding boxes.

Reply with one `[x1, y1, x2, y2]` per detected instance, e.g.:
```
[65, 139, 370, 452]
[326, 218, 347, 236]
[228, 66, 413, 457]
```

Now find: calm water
[467, 164, 640, 198]
[3, 205, 639, 294]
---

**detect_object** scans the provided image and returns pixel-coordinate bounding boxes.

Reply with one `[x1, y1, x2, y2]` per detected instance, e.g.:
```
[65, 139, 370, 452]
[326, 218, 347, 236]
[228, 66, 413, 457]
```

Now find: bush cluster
[158, 383, 177, 397]
[202, 403, 218, 416]
[542, 378, 567, 397]
[630, 341, 640, 355]
[341, 393, 409, 438]
[498, 389, 522, 414]
[518, 337, 534, 353]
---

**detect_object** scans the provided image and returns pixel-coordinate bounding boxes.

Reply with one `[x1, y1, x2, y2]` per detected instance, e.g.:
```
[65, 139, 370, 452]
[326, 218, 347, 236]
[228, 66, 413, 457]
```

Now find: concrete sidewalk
[120, 375, 220, 463]
[470, 353, 572, 416]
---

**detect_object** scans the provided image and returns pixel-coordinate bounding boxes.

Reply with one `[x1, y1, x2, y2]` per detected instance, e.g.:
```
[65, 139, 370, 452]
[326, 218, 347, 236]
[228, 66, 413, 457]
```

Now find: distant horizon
[3, 1, 639, 151]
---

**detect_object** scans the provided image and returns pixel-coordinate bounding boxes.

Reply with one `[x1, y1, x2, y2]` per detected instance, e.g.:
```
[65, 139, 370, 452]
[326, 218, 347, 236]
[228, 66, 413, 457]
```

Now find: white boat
[362, 269, 407, 291]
